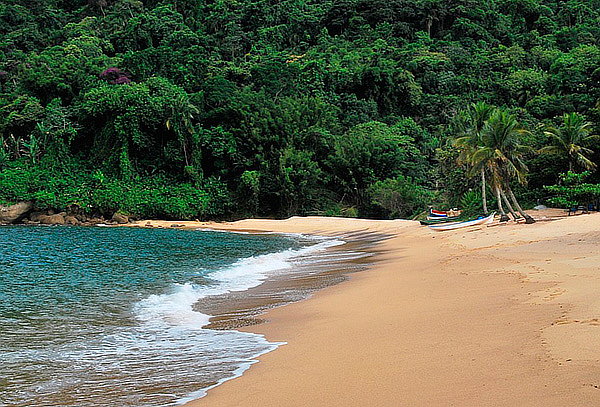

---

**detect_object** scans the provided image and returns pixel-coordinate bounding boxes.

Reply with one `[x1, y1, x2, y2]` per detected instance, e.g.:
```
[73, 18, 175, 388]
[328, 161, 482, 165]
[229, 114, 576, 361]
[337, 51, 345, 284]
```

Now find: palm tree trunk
[481, 167, 488, 214]
[500, 190, 519, 220]
[495, 186, 510, 222]
[507, 187, 536, 224]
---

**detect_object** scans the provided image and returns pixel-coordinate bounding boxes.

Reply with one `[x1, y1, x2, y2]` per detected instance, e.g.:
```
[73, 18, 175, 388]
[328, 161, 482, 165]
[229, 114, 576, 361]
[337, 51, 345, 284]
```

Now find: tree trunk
[507, 188, 535, 224]
[501, 190, 519, 220]
[481, 167, 488, 214]
[495, 186, 510, 222]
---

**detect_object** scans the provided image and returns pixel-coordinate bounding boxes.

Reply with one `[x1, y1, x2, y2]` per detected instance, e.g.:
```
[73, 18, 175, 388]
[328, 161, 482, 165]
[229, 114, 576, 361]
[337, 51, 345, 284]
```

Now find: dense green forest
[1, 0, 599, 220]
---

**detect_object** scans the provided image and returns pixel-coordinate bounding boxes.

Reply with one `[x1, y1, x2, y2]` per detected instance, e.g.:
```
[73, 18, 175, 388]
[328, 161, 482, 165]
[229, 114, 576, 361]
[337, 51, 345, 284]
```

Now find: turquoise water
[0, 226, 331, 406]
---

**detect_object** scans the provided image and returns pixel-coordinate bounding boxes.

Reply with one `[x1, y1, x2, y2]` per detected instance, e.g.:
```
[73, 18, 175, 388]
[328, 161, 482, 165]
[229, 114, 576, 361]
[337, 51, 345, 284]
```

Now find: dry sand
[139, 210, 600, 406]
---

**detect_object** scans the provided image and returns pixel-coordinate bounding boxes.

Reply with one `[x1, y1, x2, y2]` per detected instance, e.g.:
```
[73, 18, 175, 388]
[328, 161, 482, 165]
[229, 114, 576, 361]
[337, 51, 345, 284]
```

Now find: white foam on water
[129, 235, 346, 406]
[175, 337, 285, 405]
[134, 237, 345, 331]
[2, 229, 350, 407]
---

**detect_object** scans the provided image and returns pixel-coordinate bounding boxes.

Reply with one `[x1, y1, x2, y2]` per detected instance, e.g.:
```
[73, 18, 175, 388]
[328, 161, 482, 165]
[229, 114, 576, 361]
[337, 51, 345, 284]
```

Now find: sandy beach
[142, 211, 600, 406]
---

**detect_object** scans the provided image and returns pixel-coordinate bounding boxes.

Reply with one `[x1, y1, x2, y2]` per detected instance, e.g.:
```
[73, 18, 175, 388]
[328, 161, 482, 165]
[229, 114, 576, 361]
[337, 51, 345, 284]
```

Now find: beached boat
[426, 215, 459, 220]
[428, 213, 495, 231]
[419, 216, 460, 225]
[428, 208, 462, 218]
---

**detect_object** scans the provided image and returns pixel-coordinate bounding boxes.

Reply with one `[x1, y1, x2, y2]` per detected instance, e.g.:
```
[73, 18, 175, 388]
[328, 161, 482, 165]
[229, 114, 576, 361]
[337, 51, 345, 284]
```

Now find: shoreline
[178, 229, 384, 404]
[167, 211, 600, 406]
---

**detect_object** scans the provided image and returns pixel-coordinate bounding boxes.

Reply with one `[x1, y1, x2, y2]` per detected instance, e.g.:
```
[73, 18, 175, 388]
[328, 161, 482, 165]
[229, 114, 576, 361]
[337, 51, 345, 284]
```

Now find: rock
[39, 214, 66, 225]
[170, 224, 184, 228]
[0, 201, 33, 224]
[111, 212, 129, 224]
[534, 205, 548, 210]
[65, 216, 79, 225]
[88, 217, 104, 224]
[29, 211, 47, 222]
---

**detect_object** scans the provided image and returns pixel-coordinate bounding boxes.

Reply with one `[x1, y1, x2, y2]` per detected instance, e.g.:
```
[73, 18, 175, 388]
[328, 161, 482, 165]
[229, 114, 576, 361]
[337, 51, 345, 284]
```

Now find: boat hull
[428, 213, 495, 231]
[429, 209, 462, 218]
[420, 216, 461, 225]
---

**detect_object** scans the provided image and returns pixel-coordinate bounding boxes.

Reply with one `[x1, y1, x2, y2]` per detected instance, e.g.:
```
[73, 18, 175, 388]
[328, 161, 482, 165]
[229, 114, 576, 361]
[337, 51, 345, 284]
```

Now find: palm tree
[540, 112, 598, 172]
[453, 102, 496, 214]
[500, 189, 520, 220]
[472, 109, 536, 224]
[166, 94, 200, 169]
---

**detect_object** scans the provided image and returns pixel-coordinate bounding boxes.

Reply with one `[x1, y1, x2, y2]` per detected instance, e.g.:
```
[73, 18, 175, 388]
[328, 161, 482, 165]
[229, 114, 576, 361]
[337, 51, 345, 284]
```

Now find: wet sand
[140, 211, 600, 406]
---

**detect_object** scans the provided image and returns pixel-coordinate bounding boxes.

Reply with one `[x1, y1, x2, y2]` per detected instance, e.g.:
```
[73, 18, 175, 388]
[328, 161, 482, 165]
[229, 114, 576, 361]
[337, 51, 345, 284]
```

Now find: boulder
[0, 201, 33, 224]
[111, 212, 129, 224]
[29, 211, 47, 222]
[39, 214, 66, 225]
[65, 216, 79, 225]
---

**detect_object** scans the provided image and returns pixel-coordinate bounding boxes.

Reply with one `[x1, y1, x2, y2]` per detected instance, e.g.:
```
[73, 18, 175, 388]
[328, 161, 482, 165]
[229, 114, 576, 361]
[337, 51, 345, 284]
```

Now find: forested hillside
[1, 0, 599, 220]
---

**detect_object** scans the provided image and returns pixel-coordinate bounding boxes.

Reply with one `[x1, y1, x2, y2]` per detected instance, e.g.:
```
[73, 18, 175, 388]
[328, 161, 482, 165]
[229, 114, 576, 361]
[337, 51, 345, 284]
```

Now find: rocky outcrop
[65, 216, 79, 225]
[39, 213, 66, 225]
[29, 211, 47, 222]
[0, 201, 33, 224]
[86, 217, 105, 225]
[111, 212, 129, 224]
[3, 204, 134, 226]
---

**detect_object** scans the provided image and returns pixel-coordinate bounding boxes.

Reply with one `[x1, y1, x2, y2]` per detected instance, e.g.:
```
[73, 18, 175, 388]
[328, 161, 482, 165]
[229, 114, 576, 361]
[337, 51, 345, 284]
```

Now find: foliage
[0, 160, 230, 219]
[543, 171, 600, 208]
[459, 190, 484, 217]
[1, 0, 600, 219]
[367, 175, 432, 219]
[539, 112, 598, 171]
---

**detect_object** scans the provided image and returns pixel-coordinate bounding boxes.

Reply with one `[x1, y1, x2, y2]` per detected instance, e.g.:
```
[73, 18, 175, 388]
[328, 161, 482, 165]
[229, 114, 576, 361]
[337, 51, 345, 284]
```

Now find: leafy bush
[367, 175, 432, 219]
[0, 161, 231, 219]
[544, 171, 600, 208]
[459, 190, 483, 217]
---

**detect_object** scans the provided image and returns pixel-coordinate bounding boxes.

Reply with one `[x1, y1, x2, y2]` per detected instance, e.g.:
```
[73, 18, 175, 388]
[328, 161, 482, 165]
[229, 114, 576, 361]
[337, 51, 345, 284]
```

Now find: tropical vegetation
[1, 0, 600, 220]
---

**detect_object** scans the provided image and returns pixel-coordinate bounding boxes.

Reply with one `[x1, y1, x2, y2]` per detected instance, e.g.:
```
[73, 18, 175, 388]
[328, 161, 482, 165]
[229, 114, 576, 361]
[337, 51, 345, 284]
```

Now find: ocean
[0, 226, 350, 407]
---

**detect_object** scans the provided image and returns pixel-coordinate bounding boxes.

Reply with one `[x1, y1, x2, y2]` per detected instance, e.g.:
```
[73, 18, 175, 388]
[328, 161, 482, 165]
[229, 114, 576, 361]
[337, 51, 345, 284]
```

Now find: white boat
[428, 213, 495, 231]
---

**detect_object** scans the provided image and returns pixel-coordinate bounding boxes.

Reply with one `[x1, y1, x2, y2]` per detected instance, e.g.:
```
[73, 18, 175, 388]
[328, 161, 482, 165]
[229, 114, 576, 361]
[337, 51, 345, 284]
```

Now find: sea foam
[134, 236, 344, 331]
[132, 234, 345, 405]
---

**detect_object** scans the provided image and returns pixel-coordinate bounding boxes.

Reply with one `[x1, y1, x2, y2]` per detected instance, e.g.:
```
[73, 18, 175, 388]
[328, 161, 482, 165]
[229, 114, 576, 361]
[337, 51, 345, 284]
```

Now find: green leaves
[544, 171, 600, 208]
[0, 161, 231, 219]
[1, 0, 599, 219]
[76, 77, 201, 177]
[368, 175, 432, 219]
[540, 112, 598, 171]
[327, 120, 428, 206]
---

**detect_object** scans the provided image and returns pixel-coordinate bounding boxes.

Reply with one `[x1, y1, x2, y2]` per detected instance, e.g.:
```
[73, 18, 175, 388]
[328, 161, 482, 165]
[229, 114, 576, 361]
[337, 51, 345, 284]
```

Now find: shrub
[0, 161, 231, 219]
[459, 190, 483, 217]
[367, 175, 432, 219]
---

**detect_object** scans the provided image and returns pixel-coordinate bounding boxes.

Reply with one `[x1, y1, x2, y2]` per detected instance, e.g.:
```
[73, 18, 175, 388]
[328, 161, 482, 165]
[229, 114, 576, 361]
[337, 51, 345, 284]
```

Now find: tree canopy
[1, 0, 600, 219]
